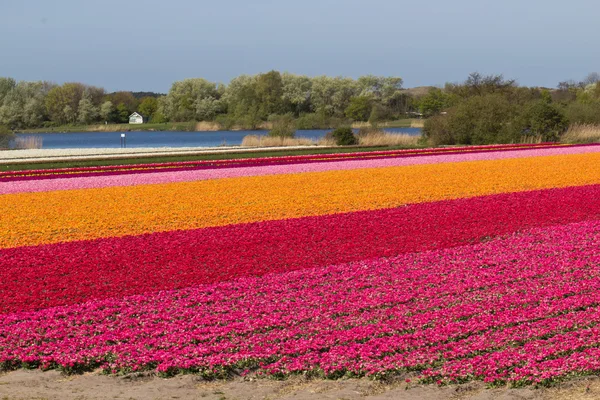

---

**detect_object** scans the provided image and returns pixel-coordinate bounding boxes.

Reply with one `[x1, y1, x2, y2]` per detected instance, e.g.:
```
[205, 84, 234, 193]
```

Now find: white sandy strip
[0, 146, 327, 163]
[2, 145, 600, 195]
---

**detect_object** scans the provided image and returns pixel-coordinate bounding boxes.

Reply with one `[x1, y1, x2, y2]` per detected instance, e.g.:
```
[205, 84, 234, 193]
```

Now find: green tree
[0, 124, 14, 148]
[255, 70, 285, 117]
[222, 75, 260, 123]
[281, 73, 312, 116]
[106, 92, 138, 113]
[116, 103, 130, 123]
[162, 78, 221, 121]
[345, 96, 372, 121]
[369, 104, 386, 126]
[195, 97, 221, 121]
[418, 88, 450, 117]
[100, 101, 116, 123]
[445, 72, 517, 99]
[0, 78, 16, 104]
[45, 83, 86, 124]
[138, 97, 158, 120]
[151, 110, 168, 123]
[0, 81, 52, 129]
[357, 75, 403, 105]
[63, 105, 76, 124]
[311, 76, 360, 117]
[77, 91, 99, 124]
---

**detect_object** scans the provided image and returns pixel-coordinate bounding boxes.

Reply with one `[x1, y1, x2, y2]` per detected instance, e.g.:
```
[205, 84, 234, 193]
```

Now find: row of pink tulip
[1, 219, 599, 385]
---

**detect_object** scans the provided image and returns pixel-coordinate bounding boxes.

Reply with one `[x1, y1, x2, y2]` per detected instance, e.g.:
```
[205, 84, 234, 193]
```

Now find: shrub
[268, 114, 296, 138]
[296, 113, 327, 130]
[423, 94, 520, 145]
[0, 125, 15, 149]
[562, 102, 600, 125]
[214, 114, 237, 130]
[368, 104, 386, 126]
[518, 100, 568, 142]
[423, 115, 453, 146]
[330, 127, 358, 146]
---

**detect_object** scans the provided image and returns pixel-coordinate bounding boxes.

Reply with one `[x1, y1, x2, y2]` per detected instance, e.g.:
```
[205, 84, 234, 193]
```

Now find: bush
[214, 114, 237, 130]
[562, 102, 600, 125]
[330, 127, 358, 146]
[423, 94, 520, 145]
[519, 100, 568, 142]
[268, 114, 296, 138]
[296, 113, 327, 130]
[423, 115, 453, 146]
[0, 125, 15, 149]
[368, 104, 386, 126]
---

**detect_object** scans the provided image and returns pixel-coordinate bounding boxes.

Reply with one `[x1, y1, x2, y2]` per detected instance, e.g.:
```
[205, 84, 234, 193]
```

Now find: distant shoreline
[15, 119, 422, 134]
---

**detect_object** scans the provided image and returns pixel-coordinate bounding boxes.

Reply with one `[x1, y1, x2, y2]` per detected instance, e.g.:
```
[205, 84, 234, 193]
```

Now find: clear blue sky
[1, 0, 598, 92]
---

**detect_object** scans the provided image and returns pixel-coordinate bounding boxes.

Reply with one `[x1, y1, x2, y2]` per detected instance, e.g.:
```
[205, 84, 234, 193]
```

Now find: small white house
[129, 112, 144, 124]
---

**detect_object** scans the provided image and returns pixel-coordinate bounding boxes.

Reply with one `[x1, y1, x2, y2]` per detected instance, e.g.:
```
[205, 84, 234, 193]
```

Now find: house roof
[129, 112, 143, 118]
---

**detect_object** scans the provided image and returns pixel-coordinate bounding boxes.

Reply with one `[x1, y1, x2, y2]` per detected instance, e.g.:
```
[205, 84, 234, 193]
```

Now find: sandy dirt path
[1, 370, 599, 400]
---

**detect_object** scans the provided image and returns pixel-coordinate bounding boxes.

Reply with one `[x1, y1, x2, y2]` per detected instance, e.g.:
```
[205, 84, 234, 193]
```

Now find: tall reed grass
[561, 124, 600, 144]
[520, 135, 544, 144]
[241, 129, 422, 148]
[241, 135, 317, 147]
[410, 119, 425, 128]
[356, 128, 420, 146]
[194, 121, 222, 131]
[14, 136, 43, 149]
[358, 132, 420, 146]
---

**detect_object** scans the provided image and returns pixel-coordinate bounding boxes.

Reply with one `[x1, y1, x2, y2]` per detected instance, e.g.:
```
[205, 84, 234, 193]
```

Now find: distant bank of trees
[2, 71, 600, 145]
[0, 77, 164, 129]
[422, 72, 600, 145]
[156, 72, 411, 129]
[0, 72, 414, 130]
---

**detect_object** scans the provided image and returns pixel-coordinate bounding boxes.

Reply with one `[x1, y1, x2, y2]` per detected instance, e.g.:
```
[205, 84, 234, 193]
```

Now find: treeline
[158, 72, 410, 129]
[3, 70, 600, 145]
[422, 72, 600, 145]
[0, 72, 415, 130]
[0, 77, 163, 129]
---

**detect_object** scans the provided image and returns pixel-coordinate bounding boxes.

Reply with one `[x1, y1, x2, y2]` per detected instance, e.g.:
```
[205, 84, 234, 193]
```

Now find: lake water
[15, 128, 422, 149]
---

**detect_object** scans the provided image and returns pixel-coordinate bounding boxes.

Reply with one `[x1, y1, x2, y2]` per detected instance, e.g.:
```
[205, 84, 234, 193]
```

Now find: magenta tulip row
[1, 219, 599, 385]
[2, 144, 599, 194]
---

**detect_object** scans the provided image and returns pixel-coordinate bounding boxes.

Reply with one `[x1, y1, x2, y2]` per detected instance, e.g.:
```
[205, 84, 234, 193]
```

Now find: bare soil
[1, 370, 600, 400]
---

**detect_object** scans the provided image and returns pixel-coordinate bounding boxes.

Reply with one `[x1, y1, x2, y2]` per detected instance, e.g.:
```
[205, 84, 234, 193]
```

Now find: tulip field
[1, 143, 600, 386]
